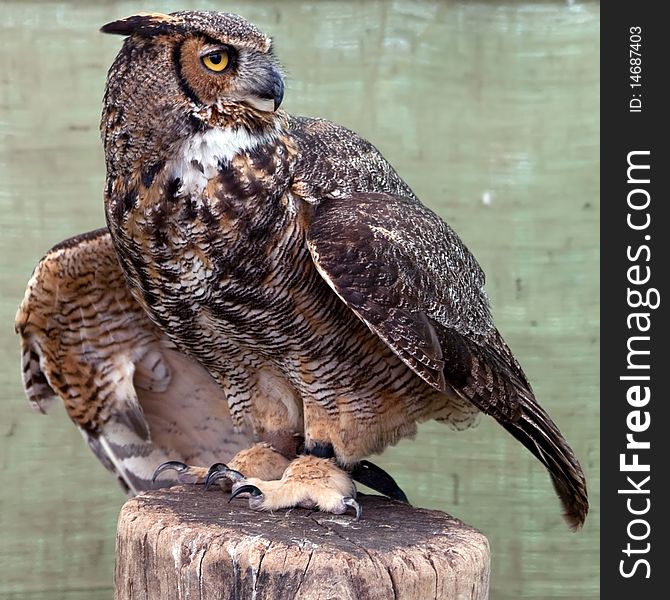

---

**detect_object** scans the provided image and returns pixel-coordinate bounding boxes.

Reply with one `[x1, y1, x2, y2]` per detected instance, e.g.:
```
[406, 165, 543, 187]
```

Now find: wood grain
[115, 487, 490, 600]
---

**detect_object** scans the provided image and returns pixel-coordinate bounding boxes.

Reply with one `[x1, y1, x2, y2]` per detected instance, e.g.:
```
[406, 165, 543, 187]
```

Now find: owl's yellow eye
[201, 51, 229, 72]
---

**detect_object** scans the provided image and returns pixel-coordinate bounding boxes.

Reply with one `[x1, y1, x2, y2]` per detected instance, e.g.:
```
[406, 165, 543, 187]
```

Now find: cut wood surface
[114, 486, 490, 600]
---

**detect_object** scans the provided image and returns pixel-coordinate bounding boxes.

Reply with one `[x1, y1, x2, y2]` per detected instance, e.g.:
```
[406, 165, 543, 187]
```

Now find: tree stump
[115, 486, 490, 600]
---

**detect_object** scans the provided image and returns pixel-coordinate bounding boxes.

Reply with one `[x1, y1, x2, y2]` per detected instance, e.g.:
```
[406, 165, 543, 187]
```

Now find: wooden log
[114, 486, 490, 600]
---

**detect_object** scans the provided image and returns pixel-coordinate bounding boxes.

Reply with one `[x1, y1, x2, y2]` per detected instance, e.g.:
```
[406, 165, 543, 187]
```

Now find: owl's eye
[201, 50, 229, 73]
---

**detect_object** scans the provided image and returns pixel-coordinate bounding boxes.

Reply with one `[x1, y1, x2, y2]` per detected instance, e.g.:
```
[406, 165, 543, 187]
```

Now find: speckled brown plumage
[15, 228, 250, 494]
[96, 10, 587, 527]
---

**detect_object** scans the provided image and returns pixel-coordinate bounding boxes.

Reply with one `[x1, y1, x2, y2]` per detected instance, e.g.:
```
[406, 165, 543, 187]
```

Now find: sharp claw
[204, 463, 230, 490]
[343, 497, 362, 521]
[229, 484, 263, 503]
[207, 462, 227, 474]
[152, 460, 188, 484]
[223, 467, 245, 483]
[352, 460, 409, 504]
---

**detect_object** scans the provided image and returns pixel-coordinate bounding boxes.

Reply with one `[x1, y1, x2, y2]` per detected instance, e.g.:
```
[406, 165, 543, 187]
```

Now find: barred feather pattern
[307, 192, 587, 527]
[15, 229, 250, 494]
[99, 10, 587, 527]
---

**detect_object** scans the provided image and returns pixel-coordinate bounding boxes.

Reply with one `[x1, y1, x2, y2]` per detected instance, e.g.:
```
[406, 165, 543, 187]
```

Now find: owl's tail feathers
[500, 394, 589, 530]
[436, 324, 588, 529]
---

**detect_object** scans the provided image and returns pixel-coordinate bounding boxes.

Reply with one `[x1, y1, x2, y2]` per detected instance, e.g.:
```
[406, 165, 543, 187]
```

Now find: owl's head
[101, 11, 285, 177]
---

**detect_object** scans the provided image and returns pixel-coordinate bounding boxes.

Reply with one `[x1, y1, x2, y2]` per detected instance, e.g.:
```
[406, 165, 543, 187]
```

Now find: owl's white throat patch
[169, 127, 275, 197]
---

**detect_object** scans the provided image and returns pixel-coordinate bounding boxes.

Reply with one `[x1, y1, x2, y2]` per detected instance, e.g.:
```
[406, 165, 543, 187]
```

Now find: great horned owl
[92, 10, 586, 526]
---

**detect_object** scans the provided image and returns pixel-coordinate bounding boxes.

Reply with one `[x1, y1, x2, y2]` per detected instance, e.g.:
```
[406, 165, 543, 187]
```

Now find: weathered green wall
[0, 1, 599, 598]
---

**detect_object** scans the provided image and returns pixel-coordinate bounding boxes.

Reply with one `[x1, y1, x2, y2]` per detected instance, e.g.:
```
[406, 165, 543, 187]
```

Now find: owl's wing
[16, 229, 251, 496]
[306, 192, 588, 529]
[306, 192, 507, 395]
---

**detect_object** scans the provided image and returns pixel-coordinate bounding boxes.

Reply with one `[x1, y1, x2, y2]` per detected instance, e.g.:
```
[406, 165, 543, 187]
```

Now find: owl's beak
[249, 67, 284, 112]
[270, 70, 285, 111]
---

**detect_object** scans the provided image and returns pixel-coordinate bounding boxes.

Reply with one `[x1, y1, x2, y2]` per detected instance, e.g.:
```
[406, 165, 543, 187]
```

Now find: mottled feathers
[15, 229, 250, 495]
[94, 10, 587, 527]
[307, 191, 588, 528]
[16, 10, 588, 529]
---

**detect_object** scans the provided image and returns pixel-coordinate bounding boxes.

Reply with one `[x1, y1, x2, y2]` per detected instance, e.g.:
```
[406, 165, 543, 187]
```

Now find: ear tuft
[100, 12, 182, 37]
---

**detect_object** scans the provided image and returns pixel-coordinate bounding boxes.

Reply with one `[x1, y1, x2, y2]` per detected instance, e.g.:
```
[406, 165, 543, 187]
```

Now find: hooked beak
[270, 69, 285, 111]
[246, 66, 284, 112]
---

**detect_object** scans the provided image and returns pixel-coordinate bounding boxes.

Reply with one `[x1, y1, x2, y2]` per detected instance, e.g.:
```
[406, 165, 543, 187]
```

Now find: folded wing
[306, 192, 588, 528]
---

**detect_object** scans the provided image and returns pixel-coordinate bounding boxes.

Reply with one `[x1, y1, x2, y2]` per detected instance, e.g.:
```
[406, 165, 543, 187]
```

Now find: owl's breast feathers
[104, 114, 461, 440]
[104, 115, 412, 318]
[105, 117, 296, 310]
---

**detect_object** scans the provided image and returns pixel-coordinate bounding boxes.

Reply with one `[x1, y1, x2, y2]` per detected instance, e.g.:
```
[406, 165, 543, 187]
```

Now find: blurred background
[0, 1, 599, 598]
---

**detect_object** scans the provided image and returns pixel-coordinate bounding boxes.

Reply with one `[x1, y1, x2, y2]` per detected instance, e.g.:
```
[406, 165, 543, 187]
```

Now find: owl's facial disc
[177, 37, 284, 115]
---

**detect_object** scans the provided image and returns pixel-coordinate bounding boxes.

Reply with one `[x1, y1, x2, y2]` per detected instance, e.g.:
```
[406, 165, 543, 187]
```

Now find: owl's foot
[208, 454, 361, 520]
[152, 442, 291, 490]
[152, 461, 210, 485]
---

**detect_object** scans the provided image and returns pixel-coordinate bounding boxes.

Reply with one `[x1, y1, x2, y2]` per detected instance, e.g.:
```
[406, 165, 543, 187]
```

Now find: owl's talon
[204, 463, 244, 490]
[343, 497, 362, 521]
[152, 461, 211, 485]
[229, 484, 263, 502]
[342, 498, 363, 521]
[152, 460, 188, 483]
[352, 460, 409, 504]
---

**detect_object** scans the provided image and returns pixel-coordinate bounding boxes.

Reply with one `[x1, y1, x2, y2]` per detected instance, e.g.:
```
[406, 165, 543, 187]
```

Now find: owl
[16, 228, 407, 501]
[23, 9, 588, 527]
